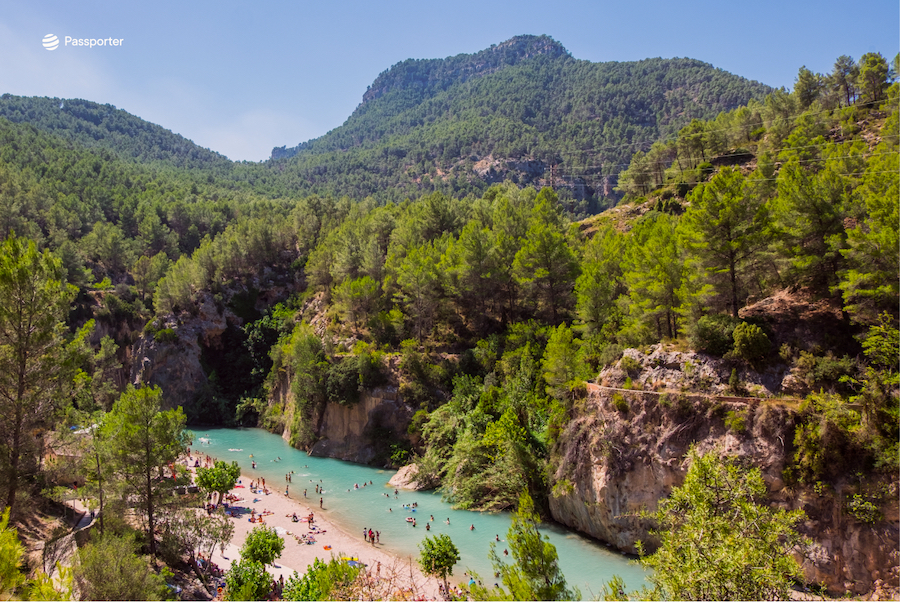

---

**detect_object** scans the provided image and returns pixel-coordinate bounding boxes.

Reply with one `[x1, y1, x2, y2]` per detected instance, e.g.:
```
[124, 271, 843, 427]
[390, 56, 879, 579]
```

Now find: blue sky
[3, 0, 897, 161]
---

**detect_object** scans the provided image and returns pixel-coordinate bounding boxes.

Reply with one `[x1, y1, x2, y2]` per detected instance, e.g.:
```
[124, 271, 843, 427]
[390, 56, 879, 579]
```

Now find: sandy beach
[189, 460, 442, 599]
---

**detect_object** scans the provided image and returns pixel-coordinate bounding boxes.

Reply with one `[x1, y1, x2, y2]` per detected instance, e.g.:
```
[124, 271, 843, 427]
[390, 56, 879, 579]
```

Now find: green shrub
[324, 350, 387, 405]
[283, 557, 361, 601]
[725, 409, 747, 434]
[618, 355, 641, 376]
[325, 358, 362, 405]
[794, 351, 857, 392]
[370, 309, 404, 346]
[728, 368, 745, 395]
[407, 409, 429, 437]
[390, 442, 412, 466]
[792, 392, 861, 482]
[143, 320, 159, 337]
[225, 559, 270, 601]
[154, 328, 177, 343]
[691, 314, 740, 356]
[241, 524, 284, 566]
[846, 494, 882, 524]
[612, 393, 629, 413]
[262, 403, 284, 432]
[73, 533, 169, 601]
[552, 479, 575, 497]
[731, 322, 770, 363]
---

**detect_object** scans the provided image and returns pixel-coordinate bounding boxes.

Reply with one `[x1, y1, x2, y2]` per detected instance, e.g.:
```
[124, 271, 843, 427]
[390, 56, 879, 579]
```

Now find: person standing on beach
[319, 497, 323, 509]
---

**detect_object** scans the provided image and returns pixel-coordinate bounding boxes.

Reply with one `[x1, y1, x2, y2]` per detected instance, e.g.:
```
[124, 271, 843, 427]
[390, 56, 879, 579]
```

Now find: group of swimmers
[362, 527, 380, 544]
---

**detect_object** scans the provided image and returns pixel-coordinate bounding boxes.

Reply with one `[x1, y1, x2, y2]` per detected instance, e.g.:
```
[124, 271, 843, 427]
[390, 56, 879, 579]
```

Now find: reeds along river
[196, 427, 649, 595]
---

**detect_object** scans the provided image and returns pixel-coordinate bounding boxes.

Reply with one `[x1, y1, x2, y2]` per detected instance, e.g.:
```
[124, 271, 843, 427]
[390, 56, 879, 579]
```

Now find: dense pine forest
[0, 40, 896, 601]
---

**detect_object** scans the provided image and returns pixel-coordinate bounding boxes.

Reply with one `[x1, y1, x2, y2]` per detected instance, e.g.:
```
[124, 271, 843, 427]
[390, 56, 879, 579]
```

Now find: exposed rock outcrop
[549, 383, 899, 595]
[130, 293, 235, 410]
[271, 372, 414, 466]
[309, 387, 412, 464]
[130, 278, 297, 413]
[388, 463, 436, 491]
[602, 345, 791, 397]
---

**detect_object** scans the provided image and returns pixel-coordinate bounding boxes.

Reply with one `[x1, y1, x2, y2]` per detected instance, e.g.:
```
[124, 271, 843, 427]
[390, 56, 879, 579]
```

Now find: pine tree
[0, 236, 77, 512]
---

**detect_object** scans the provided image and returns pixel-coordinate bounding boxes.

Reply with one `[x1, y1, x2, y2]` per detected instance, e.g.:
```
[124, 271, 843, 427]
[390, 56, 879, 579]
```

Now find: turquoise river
[197, 427, 649, 596]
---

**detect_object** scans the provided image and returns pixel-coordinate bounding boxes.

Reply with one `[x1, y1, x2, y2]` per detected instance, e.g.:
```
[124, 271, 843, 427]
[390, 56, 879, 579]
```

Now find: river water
[196, 427, 648, 596]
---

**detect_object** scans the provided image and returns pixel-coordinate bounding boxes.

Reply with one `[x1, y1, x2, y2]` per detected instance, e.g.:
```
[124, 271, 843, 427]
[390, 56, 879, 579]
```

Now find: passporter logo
[41, 34, 124, 50]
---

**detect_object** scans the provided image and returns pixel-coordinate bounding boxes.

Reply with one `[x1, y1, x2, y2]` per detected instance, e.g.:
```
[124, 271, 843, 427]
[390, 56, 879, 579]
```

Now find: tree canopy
[636, 448, 806, 600]
[418, 534, 460, 592]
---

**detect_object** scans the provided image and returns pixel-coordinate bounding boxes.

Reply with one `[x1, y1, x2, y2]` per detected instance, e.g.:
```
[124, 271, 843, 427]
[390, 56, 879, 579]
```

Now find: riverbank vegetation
[0, 49, 895, 599]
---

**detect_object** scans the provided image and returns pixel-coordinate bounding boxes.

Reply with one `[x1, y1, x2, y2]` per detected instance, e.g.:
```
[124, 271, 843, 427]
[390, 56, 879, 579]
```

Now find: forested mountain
[1, 35, 774, 212]
[0, 116, 294, 294]
[270, 35, 774, 206]
[0, 37, 897, 600]
[0, 94, 233, 171]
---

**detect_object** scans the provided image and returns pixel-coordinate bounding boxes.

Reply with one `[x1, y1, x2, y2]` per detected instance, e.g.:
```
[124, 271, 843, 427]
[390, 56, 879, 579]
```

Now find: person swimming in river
[446, 518, 450, 524]
[470, 524, 475, 530]
[425, 522, 430, 531]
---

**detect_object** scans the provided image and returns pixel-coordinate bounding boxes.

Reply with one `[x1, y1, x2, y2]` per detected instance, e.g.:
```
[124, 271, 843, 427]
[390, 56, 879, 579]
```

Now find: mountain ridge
[361, 34, 570, 104]
[0, 35, 775, 207]
[0, 94, 232, 171]
[268, 36, 774, 205]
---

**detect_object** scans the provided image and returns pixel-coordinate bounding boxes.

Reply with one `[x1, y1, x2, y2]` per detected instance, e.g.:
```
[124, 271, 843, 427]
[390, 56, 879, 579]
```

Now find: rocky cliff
[130, 293, 234, 410]
[269, 370, 414, 466]
[129, 278, 296, 414]
[309, 387, 411, 464]
[549, 381, 899, 595]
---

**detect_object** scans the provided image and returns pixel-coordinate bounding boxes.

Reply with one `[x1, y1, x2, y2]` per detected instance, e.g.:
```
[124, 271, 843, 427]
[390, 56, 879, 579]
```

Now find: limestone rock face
[272, 379, 414, 467]
[549, 384, 899, 595]
[130, 293, 234, 410]
[309, 387, 411, 464]
[601, 345, 790, 397]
